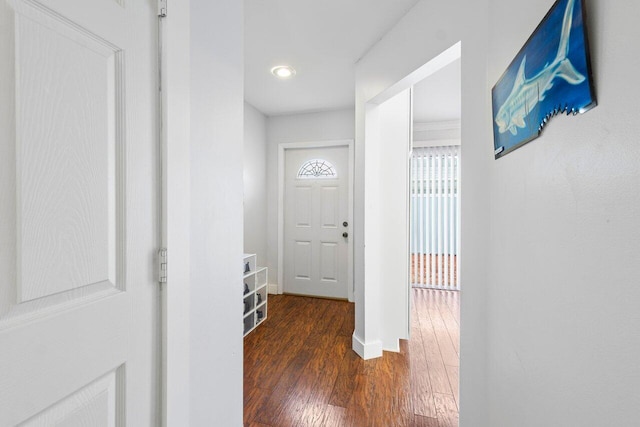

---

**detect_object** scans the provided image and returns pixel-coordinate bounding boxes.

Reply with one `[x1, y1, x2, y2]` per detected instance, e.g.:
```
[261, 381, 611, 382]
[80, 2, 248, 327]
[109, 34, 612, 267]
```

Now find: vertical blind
[410, 145, 460, 290]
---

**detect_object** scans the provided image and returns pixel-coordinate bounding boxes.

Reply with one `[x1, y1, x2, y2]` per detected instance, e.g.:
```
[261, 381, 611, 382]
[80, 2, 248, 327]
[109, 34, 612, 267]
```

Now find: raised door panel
[20, 368, 122, 427]
[319, 242, 338, 282]
[320, 186, 338, 229]
[294, 186, 312, 228]
[15, 4, 123, 303]
[0, 0, 124, 327]
[294, 241, 311, 280]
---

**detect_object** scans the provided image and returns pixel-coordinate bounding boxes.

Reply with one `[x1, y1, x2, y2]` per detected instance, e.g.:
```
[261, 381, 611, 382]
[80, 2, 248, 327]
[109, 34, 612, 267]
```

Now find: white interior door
[284, 146, 349, 299]
[0, 0, 160, 425]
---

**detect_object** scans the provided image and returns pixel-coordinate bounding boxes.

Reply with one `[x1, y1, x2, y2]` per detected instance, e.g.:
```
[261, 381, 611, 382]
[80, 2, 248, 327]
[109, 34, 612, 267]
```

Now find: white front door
[284, 146, 349, 299]
[0, 0, 160, 425]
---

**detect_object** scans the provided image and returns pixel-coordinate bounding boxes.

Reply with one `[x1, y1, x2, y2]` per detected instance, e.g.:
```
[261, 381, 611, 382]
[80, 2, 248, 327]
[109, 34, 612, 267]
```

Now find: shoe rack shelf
[243, 253, 268, 336]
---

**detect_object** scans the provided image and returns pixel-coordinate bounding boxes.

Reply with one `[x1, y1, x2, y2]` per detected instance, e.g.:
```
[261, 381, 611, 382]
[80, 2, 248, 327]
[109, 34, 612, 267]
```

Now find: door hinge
[158, 0, 167, 17]
[158, 248, 168, 283]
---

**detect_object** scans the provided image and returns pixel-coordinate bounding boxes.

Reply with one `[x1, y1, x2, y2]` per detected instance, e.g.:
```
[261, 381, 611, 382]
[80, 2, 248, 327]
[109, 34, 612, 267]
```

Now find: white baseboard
[383, 339, 400, 353]
[352, 333, 383, 360]
[268, 283, 279, 294]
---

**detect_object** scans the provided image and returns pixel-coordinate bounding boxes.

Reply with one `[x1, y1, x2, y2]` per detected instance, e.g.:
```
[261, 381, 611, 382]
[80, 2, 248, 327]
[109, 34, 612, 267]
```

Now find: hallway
[243, 289, 460, 426]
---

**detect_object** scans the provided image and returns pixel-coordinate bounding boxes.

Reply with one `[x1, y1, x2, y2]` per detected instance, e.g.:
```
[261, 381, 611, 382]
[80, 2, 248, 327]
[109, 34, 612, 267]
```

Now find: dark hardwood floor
[244, 289, 460, 427]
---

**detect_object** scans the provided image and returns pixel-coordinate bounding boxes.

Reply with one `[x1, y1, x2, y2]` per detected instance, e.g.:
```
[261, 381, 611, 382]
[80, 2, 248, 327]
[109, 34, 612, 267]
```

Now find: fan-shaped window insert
[297, 159, 337, 179]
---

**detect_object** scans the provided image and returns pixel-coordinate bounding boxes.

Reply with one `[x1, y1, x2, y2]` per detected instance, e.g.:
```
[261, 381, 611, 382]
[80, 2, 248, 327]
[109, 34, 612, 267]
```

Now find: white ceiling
[412, 58, 461, 123]
[244, 0, 420, 117]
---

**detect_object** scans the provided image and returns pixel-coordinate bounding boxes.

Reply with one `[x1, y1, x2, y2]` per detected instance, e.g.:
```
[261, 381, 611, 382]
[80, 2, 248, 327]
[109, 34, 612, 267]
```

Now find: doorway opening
[410, 57, 461, 291]
[409, 49, 461, 422]
[363, 41, 462, 422]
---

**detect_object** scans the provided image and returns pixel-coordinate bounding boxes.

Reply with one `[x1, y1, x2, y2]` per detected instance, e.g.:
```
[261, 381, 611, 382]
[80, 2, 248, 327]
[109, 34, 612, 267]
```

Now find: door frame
[278, 140, 354, 302]
[161, 4, 191, 425]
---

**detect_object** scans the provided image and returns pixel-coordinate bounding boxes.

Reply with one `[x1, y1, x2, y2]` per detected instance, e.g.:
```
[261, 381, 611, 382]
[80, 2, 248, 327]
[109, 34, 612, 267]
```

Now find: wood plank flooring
[244, 289, 460, 427]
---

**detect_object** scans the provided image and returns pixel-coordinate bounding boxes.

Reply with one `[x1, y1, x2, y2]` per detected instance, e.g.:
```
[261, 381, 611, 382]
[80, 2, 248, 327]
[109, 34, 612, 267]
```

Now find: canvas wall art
[492, 0, 596, 159]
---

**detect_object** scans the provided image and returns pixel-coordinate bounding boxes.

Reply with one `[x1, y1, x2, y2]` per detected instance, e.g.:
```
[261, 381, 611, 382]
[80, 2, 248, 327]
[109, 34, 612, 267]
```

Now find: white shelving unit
[243, 253, 268, 336]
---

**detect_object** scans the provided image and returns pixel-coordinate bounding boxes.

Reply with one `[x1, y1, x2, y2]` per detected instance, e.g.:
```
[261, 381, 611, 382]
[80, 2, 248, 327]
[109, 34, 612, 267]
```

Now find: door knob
[343, 221, 348, 227]
[342, 232, 348, 238]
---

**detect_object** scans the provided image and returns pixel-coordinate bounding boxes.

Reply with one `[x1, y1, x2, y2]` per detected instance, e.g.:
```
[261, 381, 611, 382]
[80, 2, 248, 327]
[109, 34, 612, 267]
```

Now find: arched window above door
[297, 159, 337, 179]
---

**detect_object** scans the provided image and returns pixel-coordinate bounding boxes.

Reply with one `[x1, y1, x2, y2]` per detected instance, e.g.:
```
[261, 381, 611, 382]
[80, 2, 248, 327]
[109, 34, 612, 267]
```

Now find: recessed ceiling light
[271, 65, 296, 79]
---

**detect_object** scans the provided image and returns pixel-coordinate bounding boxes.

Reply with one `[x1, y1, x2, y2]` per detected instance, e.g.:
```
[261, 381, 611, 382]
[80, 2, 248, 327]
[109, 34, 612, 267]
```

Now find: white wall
[244, 102, 268, 264]
[265, 109, 354, 288]
[486, 0, 640, 425]
[354, 0, 491, 424]
[189, 0, 243, 425]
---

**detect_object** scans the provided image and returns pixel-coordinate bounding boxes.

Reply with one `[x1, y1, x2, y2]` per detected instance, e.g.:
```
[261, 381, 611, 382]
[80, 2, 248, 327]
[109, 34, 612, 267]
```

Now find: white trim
[413, 138, 461, 148]
[162, 2, 191, 425]
[384, 340, 400, 353]
[367, 42, 461, 106]
[358, 43, 462, 360]
[278, 139, 355, 302]
[267, 283, 278, 294]
[352, 333, 383, 360]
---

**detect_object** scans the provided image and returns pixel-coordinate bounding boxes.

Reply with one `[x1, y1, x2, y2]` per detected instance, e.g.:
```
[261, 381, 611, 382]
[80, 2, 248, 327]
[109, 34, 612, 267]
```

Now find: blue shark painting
[492, 0, 596, 159]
